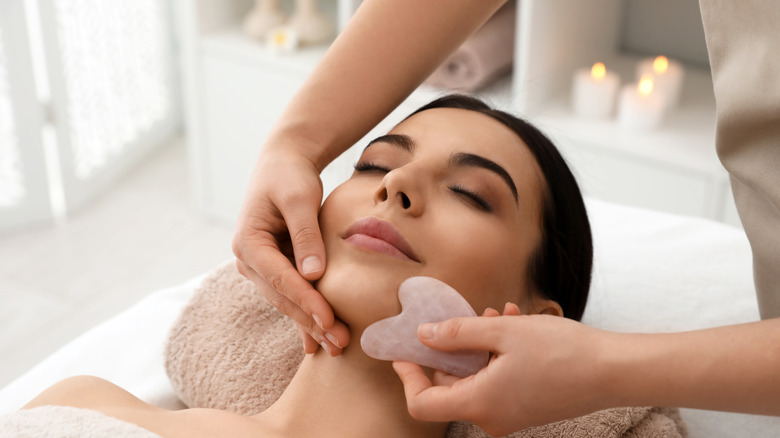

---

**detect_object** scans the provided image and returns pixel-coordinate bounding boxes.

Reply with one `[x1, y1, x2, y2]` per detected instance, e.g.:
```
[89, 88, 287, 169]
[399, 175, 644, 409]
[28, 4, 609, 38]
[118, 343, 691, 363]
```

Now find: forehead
[390, 108, 532, 163]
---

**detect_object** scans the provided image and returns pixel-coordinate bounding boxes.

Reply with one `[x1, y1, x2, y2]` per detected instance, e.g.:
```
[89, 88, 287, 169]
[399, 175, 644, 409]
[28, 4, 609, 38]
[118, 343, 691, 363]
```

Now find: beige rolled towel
[424, 2, 516, 92]
[165, 261, 687, 437]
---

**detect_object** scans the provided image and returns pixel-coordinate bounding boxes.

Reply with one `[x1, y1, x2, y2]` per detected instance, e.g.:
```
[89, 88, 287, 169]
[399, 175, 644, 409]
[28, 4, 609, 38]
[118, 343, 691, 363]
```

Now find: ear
[531, 297, 563, 318]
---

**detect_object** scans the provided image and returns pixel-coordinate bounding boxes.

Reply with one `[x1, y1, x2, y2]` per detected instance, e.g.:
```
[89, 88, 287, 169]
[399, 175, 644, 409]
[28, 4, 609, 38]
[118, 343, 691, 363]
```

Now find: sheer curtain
[0, 0, 180, 231]
[0, 30, 24, 207]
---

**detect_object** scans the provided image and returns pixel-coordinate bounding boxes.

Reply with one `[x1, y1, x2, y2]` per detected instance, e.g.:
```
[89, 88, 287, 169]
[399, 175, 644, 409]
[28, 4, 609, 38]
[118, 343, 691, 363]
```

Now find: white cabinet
[198, 31, 321, 220]
[179, 0, 740, 228]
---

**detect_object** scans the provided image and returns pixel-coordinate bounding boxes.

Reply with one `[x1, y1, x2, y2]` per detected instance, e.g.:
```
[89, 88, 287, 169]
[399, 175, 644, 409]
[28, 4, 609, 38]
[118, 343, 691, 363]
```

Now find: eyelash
[354, 161, 492, 212]
[450, 185, 492, 212]
[354, 161, 391, 173]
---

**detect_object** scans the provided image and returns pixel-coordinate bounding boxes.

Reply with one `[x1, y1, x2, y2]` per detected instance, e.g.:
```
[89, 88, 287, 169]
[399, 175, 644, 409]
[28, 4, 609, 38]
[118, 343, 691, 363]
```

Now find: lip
[343, 217, 420, 262]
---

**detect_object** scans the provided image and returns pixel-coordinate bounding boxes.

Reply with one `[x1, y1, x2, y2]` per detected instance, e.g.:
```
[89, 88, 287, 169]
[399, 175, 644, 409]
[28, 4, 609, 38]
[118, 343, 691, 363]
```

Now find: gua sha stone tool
[360, 276, 490, 378]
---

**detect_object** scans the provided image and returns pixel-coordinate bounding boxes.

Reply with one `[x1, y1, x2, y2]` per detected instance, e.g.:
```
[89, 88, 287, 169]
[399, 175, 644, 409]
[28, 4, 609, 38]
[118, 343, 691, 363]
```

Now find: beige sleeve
[700, 0, 780, 318]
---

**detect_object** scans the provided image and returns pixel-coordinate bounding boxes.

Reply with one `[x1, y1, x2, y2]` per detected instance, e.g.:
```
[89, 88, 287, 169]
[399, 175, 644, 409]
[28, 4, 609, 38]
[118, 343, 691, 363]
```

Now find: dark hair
[407, 94, 592, 321]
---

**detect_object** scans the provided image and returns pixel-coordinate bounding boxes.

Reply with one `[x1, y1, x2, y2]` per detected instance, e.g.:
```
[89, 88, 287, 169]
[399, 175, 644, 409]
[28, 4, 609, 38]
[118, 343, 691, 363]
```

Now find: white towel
[0, 405, 160, 437]
[424, 2, 516, 92]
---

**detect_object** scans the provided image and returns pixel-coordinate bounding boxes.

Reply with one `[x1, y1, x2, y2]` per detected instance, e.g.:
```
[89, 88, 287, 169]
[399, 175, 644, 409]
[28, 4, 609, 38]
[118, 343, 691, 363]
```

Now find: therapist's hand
[393, 304, 612, 436]
[232, 146, 349, 356]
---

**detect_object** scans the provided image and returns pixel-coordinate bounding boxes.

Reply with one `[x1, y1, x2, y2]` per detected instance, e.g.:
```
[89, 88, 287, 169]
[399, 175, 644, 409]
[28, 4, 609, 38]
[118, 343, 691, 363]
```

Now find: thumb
[282, 196, 327, 281]
[418, 316, 504, 353]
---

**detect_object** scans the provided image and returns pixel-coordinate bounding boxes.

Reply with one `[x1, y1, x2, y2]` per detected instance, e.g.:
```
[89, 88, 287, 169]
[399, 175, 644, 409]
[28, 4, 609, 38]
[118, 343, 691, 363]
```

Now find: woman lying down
[11, 95, 595, 437]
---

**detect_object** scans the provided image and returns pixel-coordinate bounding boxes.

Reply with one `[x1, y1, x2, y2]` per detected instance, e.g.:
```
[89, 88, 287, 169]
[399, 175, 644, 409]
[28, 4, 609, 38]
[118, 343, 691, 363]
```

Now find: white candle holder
[290, 0, 333, 46]
[572, 62, 620, 118]
[244, 0, 286, 41]
[636, 55, 684, 109]
[618, 75, 666, 129]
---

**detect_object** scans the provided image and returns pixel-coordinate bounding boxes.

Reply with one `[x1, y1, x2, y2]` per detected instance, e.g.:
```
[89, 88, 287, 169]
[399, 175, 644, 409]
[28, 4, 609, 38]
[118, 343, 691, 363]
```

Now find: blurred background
[0, 0, 234, 388]
[0, 0, 733, 389]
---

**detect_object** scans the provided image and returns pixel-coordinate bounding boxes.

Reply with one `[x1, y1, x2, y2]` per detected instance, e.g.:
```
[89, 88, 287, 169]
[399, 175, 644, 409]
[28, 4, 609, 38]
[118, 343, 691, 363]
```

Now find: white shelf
[201, 28, 330, 76]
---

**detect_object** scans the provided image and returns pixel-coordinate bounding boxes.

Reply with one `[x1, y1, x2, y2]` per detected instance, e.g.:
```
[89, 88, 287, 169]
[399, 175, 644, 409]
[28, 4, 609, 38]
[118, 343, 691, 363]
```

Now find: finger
[235, 234, 336, 332]
[431, 370, 461, 387]
[503, 302, 521, 316]
[418, 316, 505, 353]
[243, 263, 348, 355]
[277, 191, 328, 282]
[392, 361, 431, 394]
[236, 243, 351, 352]
[481, 307, 500, 317]
[236, 257, 318, 329]
[392, 361, 469, 422]
[297, 325, 320, 355]
[235, 256, 344, 353]
[323, 319, 350, 350]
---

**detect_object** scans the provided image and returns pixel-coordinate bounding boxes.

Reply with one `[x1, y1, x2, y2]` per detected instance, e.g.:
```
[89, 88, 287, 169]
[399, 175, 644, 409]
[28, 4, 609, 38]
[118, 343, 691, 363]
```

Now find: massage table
[1, 199, 778, 437]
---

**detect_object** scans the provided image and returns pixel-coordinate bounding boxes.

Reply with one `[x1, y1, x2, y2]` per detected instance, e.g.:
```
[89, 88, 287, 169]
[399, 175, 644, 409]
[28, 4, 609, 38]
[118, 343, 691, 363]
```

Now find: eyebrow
[365, 134, 519, 202]
[365, 134, 415, 152]
[450, 153, 519, 201]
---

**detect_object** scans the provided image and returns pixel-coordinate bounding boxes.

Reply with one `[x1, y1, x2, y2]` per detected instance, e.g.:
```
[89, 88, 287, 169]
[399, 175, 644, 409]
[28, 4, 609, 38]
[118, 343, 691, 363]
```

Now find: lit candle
[617, 74, 666, 129]
[572, 62, 620, 118]
[636, 55, 684, 108]
[266, 25, 299, 53]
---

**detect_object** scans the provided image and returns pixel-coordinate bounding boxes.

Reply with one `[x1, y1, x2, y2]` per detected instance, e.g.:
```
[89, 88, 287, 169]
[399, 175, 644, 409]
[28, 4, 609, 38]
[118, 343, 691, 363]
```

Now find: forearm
[605, 318, 780, 415]
[266, 0, 506, 170]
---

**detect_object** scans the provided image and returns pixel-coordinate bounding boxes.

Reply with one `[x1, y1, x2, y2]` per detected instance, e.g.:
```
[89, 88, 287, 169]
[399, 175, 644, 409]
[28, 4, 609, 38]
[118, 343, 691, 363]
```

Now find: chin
[316, 260, 406, 333]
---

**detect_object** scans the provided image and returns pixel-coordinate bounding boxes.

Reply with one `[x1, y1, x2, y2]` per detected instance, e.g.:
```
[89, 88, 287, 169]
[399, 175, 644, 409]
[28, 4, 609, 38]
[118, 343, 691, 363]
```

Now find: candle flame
[273, 31, 287, 46]
[653, 56, 669, 75]
[638, 75, 654, 96]
[591, 62, 606, 80]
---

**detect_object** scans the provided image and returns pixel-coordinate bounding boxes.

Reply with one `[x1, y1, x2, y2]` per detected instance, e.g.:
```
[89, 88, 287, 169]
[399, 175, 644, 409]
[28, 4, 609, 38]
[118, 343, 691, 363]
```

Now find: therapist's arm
[393, 314, 780, 435]
[266, 0, 507, 169]
[608, 318, 780, 414]
[233, 0, 506, 355]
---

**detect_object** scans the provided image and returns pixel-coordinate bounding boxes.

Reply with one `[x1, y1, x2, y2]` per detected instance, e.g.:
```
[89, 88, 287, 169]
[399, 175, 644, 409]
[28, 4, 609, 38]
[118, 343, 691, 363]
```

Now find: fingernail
[320, 341, 333, 356]
[312, 314, 324, 330]
[325, 332, 340, 348]
[302, 256, 322, 275]
[418, 323, 436, 340]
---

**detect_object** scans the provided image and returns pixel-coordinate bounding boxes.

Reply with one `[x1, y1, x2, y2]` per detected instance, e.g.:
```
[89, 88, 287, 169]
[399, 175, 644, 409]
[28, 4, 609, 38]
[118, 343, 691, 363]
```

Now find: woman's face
[317, 107, 553, 331]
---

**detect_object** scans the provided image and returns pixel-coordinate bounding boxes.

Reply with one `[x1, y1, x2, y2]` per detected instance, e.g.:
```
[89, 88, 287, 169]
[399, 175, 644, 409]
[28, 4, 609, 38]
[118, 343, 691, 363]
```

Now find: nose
[373, 168, 424, 216]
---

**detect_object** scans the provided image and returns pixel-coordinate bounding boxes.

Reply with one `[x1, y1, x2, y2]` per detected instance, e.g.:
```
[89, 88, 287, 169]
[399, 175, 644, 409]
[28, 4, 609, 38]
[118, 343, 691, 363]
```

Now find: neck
[253, 339, 447, 438]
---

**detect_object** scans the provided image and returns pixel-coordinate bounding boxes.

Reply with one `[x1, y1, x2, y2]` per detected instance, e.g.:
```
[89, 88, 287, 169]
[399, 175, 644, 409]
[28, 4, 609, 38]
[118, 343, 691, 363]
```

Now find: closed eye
[450, 185, 492, 212]
[354, 161, 391, 173]
[356, 161, 493, 211]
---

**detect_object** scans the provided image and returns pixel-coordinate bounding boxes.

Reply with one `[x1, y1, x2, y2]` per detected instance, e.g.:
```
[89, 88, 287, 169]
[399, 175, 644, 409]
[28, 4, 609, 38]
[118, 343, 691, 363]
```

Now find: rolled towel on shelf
[425, 2, 516, 92]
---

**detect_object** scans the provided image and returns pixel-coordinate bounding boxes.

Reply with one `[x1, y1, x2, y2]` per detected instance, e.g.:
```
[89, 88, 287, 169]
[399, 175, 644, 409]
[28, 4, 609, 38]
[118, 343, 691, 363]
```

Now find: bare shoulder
[22, 375, 157, 411]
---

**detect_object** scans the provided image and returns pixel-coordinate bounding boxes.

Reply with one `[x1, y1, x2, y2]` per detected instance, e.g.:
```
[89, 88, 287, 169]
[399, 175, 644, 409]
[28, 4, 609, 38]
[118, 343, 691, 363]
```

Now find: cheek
[427, 219, 531, 314]
[319, 182, 365, 236]
[318, 186, 357, 272]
